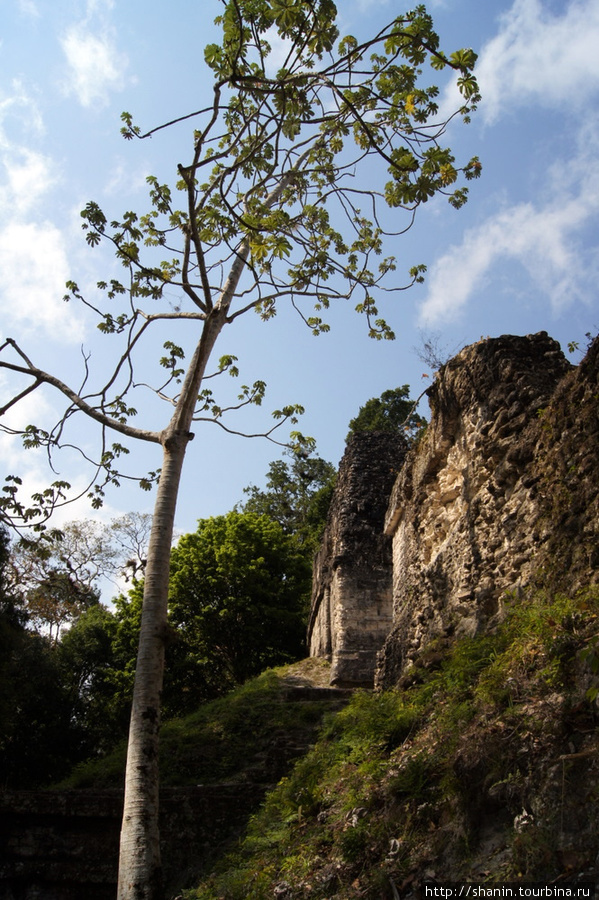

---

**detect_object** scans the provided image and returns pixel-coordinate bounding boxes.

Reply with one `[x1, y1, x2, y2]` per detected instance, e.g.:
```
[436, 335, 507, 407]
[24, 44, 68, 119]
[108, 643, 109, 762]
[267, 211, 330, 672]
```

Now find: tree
[0, 3, 480, 896]
[242, 453, 336, 552]
[0, 527, 84, 787]
[25, 570, 99, 644]
[7, 514, 151, 643]
[346, 384, 427, 442]
[0, 527, 132, 785]
[56, 603, 133, 757]
[108, 512, 153, 582]
[100, 509, 309, 725]
[167, 511, 310, 701]
[9, 513, 153, 601]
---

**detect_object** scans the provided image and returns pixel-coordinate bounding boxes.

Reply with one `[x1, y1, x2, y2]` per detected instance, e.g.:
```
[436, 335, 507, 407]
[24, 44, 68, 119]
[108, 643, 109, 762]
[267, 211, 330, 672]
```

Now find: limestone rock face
[308, 332, 599, 692]
[377, 331, 599, 688]
[307, 431, 407, 687]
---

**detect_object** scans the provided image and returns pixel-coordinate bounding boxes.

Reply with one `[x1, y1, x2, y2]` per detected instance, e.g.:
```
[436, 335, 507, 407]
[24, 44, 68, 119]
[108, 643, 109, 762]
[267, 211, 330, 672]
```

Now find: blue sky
[1, 0, 598, 566]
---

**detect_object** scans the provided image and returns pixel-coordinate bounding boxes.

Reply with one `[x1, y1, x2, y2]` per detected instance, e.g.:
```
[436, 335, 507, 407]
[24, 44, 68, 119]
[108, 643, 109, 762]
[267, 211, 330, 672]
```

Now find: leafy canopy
[163, 511, 311, 699]
[1, 0, 479, 531]
[347, 384, 427, 442]
[241, 453, 336, 552]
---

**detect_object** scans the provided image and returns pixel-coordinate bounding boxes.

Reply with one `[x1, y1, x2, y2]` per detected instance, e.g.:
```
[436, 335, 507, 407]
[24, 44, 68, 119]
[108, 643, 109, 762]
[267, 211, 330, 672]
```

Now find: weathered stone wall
[376, 332, 599, 687]
[0, 785, 265, 900]
[307, 431, 408, 687]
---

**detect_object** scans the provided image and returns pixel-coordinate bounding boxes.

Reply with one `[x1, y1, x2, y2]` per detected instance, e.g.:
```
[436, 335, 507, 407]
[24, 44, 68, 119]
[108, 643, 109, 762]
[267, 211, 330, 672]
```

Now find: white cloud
[102, 159, 149, 197]
[418, 197, 594, 325]
[0, 146, 57, 216]
[422, 2, 599, 327]
[0, 83, 84, 343]
[0, 80, 44, 139]
[419, 111, 599, 325]
[60, 24, 127, 108]
[475, 0, 599, 124]
[0, 222, 84, 342]
[0, 86, 52, 218]
[18, 0, 40, 18]
[0, 373, 75, 534]
[0, 371, 55, 464]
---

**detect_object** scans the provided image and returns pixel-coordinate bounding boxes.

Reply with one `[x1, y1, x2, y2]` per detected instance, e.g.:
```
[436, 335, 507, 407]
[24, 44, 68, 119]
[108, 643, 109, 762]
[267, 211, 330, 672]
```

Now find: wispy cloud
[60, 0, 127, 110]
[420, 0, 599, 327]
[60, 23, 128, 108]
[418, 112, 599, 325]
[0, 146, 56, 216]
[0, 371, 55, 467]
[418, 198, 594, 325]
[17, 0, 40, 18]
[102, 159, 150, 198]
[0, 372, 116, 534]
[0, 79, 44, 138]
[439, 0, 599, 124]
[0, 221, 83, 341]
[475, 0, 599, 124]
[0, 86, 84, 342]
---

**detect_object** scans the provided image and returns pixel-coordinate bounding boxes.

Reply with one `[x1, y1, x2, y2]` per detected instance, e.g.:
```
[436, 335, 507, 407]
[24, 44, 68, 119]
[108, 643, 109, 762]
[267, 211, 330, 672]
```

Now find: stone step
[0, 681, 352, 900]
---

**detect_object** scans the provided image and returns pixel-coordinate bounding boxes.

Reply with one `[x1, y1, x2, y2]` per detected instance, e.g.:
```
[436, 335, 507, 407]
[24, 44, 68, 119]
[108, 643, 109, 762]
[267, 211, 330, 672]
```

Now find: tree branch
[0, 339, 162, 444]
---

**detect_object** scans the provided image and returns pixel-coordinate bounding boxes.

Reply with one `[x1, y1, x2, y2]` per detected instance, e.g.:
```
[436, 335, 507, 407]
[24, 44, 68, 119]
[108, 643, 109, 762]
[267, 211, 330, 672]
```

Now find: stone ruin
[3, 332, 598, 899]
[307, 332, 599, 688]
[307, 430, 408, 687]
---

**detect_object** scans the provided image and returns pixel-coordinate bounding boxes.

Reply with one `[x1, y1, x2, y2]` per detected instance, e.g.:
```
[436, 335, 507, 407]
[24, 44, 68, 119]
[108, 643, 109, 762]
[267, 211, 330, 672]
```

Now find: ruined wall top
[308, 332, 599, 691]
[385, 331, 572, 535]
[319, 430, 407, 564]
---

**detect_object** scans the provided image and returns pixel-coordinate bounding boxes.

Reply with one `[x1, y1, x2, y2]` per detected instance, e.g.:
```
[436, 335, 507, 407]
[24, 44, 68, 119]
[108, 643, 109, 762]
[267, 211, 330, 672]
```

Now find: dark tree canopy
[0, 527, 83, 787]
[242, 453, 336, 552]
[346, 384, 426, 442]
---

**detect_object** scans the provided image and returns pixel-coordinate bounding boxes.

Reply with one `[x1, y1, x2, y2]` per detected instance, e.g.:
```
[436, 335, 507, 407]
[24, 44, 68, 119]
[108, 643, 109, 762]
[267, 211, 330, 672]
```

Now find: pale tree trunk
[117, 279, 245, 898]
[116, 432, 187, 900]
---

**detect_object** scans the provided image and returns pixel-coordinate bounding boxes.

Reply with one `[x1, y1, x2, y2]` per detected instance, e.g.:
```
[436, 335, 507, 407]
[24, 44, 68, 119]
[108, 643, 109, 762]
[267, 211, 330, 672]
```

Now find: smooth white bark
[117, 282, 244, 899]
[117, 434, 185, 900]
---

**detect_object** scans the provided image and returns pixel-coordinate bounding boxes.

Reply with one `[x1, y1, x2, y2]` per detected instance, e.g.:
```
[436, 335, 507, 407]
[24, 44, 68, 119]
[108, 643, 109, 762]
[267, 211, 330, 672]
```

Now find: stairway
[0, 675, 354, 900]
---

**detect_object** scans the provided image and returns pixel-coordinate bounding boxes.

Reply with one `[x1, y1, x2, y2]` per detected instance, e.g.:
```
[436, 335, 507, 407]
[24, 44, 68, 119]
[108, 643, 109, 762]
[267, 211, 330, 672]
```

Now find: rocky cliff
[308, 332, 599, 688]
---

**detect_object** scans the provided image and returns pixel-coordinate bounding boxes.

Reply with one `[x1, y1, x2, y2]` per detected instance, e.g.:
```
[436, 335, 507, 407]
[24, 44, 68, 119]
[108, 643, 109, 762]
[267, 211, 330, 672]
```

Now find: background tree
[0, 517, 155, 786]
[242, 453, 336, 553]
[0, 526, 83, 787]
[112, 511, 309, 716]
[108, 512, 153, 582]
[25, 571, 99, 644]
[0, 2, 480, 895]
[7, 513, 151, 643]
[167, 510, 310, 704]
[9, 513, 152, 599]
[56, 603, 134, 758]
[346, 384, 427, 442]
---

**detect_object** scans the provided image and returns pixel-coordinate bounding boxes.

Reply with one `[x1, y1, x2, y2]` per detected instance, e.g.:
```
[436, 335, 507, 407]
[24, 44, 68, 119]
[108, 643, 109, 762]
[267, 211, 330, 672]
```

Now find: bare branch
[194, 413, 302, 448]
[0, 339, 161, 444]
[0, 378, 42, 416]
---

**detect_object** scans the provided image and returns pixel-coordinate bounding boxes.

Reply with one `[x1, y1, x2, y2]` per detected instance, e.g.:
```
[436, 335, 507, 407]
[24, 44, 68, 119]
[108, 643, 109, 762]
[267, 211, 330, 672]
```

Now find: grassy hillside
[55, 587, 599, 899]
[58, 657, 344, 790]
[185, 586, 599, 899]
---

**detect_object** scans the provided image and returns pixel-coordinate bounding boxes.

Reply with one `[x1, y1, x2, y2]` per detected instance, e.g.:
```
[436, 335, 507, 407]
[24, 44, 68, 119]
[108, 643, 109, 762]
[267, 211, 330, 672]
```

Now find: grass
[51, 588, 599, 897]
[184, 585, 599, 899]
[56, 659, 341, 790]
